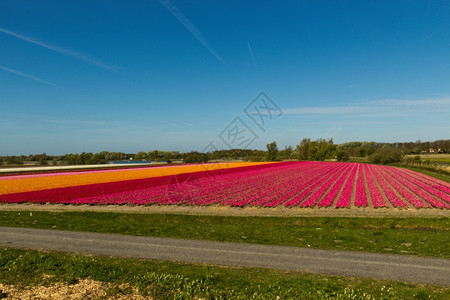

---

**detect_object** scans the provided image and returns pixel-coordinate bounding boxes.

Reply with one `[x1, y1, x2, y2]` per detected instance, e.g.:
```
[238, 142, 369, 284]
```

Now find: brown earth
[1, 203, 449, 218]
[0, 279, 148, 300]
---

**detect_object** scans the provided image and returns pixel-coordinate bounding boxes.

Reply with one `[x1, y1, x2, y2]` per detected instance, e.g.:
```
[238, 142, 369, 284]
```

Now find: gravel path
[1, 226, 449, 286]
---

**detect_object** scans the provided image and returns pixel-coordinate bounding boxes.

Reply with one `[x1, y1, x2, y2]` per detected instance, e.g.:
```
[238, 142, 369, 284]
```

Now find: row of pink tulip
[309, 164, 353, 207]
[262, 164, 334, 207]
[364, 164, 388, 208]
[384, 167, 450, 206]
[335, 164, 358, 208]
[380, 166, 448, 208]
[289, 163, 349, 207]
[369, 165, 408, 208]
[203, 162, 330, 207]
[36, 161, 450, 209]
[397, 168, 450, 193]
[376, 167, 429, 208]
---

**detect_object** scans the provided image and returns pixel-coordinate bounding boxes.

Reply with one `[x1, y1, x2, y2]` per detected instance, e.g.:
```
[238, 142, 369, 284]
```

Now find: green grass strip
[1, 211, 448, 258]
[0, 248, 448, 299]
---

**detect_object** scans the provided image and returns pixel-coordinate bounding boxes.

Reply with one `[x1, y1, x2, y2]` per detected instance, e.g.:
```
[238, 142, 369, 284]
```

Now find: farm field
[405, 153, 450, 162]
[2, 162, 449, 299]
[1, 161, 449, 209]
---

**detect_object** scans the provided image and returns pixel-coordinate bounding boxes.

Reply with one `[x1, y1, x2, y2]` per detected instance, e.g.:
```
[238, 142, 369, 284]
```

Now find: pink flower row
[13, 161, 450, 209]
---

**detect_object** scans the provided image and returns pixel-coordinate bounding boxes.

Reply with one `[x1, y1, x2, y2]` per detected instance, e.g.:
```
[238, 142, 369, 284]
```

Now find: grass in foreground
[1, 211, 448, 258]
[0, 248, 448, 299]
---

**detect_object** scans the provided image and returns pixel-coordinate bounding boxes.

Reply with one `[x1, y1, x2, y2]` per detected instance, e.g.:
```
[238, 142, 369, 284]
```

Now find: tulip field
[0, 161, 449, 209]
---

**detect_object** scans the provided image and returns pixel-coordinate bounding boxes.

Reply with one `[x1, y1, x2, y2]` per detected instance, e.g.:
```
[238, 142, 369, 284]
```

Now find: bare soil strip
[1, 203, 449, 218]
[0, 280, 145, 300]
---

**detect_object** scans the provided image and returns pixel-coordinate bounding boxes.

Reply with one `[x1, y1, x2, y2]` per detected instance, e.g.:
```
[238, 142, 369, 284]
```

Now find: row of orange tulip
[0, 162, 272, 195]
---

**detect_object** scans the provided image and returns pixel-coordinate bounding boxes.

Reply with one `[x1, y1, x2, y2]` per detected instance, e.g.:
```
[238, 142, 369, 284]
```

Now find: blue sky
[1, 1, 449, 155]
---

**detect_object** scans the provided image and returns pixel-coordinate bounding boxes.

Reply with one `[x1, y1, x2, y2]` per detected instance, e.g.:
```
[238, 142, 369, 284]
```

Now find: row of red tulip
[1, 162, 449, 209]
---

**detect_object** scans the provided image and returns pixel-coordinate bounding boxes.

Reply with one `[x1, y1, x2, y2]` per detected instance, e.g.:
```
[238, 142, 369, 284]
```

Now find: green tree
[308, 141, 318, 160]
[370, 145, 403, 164]
[336, 150, 350, 162]
[148, 150, 162, 161]
[280, 145, 294, 160]
[296, 138, 310, 160]
[316, 138, 335, 161]
[266, 141, 278, 161]
[183, 151, 208, 163]
[135, 151, 148, 160]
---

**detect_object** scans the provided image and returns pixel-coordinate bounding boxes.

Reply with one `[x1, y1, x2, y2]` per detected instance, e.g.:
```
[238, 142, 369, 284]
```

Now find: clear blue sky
[1, 1, 449, 155]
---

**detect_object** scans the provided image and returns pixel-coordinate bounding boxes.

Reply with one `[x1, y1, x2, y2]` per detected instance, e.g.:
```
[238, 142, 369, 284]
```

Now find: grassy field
[1, 211, 448, 258]
[1, 248, 448, 299]
[405, 154, 450, 162]
[1, 165, 449, 298]
[404, 154, 450, 168]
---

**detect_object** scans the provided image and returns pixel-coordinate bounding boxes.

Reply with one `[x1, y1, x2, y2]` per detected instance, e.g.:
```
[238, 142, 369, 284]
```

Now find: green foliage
[336, 150, 350, 162]
[134, 151, 148, 160]
[0, 249, 447, 299]
[266, 141, 278, 161]
[183, 151, 208, 163]
[5, 156, 24, 165]
[370, 145, 403, 164]
[296, 138, 335, 161]
[297, 138, 311, 160]
[279, 145, 295, 160]
[2, 139, 448, 167]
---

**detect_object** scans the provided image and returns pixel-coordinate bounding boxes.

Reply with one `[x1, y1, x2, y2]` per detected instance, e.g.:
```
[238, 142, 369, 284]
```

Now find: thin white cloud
[0, 65, 59, 87]
[158, 0, 230, 69]
[0, 27, 117, 72]
[247, 42, 257, 68]
[284, 98, 450, 116]
[284, 106, 374, 115]
[370, 98, 450, 106]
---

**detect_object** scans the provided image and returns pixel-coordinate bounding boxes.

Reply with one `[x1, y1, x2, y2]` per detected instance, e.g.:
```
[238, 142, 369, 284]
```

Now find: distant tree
[296, 138, 310, 160]
[148, 150, 162, 161]
[77, 152, 91, 165]
[308, 140, 318, 160]
[266, 141, 278, 161]
[183, 151, 208, 163]
[336, 150, 350, 162]
[358, 148, 366, 157]
[135, 151, 148, 160]
[370, 145, 403, 164]
[315, 138, 335, 161]
[280, 145, 294, 160]
[6, 156, 23, 165]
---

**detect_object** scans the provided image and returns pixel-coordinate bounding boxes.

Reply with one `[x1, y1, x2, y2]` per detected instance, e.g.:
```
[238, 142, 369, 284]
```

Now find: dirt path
[1, 226, 449, 286]
[1, 203, 449, 218]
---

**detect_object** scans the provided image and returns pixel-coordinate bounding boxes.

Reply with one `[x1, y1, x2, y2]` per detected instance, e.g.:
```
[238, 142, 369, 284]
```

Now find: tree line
[1, 139, 449, 166]
[264, 138, 450, 164]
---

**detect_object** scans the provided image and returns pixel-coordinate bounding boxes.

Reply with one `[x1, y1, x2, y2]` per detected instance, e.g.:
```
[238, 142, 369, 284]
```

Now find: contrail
[158, 0, 230, 69]
[0, 65, 59, 87]
[247, 41, 257, 68]
[0, 27, 117, 72]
